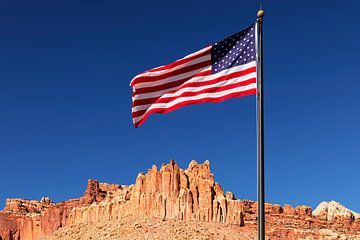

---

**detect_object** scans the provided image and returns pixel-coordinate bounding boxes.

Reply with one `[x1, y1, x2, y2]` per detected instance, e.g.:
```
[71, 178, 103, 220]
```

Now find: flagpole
[256, 7, 265, 240]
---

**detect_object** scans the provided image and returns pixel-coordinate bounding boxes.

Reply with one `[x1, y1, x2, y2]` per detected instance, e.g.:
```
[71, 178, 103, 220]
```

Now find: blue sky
[1, 0, 360, 213]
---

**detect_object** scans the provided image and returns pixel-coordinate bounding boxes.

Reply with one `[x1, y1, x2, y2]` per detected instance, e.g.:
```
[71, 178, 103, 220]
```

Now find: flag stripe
[132, 60, 211, 92]
[132, 77, 256, 116]
[133, 61, 256, 101]
[133, 85, 257, 127]
[146, 46, 211, 73]
[132, 70, 256, 112]
[132, 77, 256, 117]
[133, 55, 211, 89]
[135, 52, 211, 78]
[130, 47, 211, 86]
[131, 61, 257, 127]
[134, 61, 211, 94]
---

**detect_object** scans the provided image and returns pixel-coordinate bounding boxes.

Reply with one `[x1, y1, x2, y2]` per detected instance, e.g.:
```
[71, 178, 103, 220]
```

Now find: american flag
[130, 23, 257, 127]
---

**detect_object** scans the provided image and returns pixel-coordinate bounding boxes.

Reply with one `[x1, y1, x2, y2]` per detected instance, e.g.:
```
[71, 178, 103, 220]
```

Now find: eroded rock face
[3, 198, 53, 215]
[1, 160, 360, 240]
[313, 200, 359, 222]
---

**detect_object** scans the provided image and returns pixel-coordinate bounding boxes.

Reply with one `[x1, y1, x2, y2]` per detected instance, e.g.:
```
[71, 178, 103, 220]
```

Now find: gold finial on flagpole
[257, 2, 265, 18]
[257, 9, 265, 18]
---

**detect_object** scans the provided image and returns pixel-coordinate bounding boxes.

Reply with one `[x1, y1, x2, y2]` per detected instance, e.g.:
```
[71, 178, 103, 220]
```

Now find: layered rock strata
[1, 160, 359, 240]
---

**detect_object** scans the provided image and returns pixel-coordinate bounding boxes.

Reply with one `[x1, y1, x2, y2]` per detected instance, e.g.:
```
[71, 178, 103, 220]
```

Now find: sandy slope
[42, 217, 257, 240]
[42, 216, 360, 240]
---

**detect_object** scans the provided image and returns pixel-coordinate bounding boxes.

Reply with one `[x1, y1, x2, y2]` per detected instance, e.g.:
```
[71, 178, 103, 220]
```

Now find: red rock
[295, 205, 312, 217]
[283, 204, 296, 215]
[79, 179, 107, 205]
[1, 160, 360, 240]
[266, 203, 283, 215]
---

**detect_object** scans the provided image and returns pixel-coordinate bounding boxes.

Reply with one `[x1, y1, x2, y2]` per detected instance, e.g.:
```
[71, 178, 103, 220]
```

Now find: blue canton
[211, 24, 256, 74]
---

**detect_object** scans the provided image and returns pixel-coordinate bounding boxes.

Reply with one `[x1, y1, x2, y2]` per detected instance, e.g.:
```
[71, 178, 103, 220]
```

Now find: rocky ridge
[1, 160, 360, 240]
[313, 201, 360, 221]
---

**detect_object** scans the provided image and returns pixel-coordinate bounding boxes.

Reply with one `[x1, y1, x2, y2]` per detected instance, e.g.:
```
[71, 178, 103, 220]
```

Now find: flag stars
[211, 24, 256, 73]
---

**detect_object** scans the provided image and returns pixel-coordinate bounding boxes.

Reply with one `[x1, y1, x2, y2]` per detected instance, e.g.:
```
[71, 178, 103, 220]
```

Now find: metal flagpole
[256, 7, 265, 240]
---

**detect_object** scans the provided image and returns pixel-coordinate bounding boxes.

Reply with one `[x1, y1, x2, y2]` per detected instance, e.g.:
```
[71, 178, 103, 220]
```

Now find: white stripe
[133, 58, 211, 89]
[132, 71, 256, 112]
[132, 54, 211, 86]
[133, 61, 256, 101]
[182, 46, 211, 59]
[130, 46, 211, 85]
[131, 66, 210, 101]
[133, 82, 257, 123]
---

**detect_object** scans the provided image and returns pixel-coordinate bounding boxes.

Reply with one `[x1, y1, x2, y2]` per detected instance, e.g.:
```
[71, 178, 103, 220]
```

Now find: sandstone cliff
[1, 160, 359, 240]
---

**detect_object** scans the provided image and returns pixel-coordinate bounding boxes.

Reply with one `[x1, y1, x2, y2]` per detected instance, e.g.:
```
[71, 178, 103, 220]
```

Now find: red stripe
[134, 67, 212, 95]
[142, 47, 209, 72]
[148, 48, 210, 72]
[133, 89, 256, 127]
[132, 78, 256, 118]
[132, 66, 256, 107]
[132, 60, 211, 87]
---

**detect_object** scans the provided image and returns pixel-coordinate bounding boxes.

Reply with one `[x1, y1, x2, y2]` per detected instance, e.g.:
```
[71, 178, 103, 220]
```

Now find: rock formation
[313, 200, 360, 221]
[0, 160, 359, 240]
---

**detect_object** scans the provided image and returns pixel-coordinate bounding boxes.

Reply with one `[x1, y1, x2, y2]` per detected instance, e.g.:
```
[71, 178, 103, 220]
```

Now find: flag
[130, 23, 257, 127]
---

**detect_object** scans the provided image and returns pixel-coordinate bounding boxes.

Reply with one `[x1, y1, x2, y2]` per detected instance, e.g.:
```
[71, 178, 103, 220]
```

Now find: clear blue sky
[1, 1, 360, 213]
